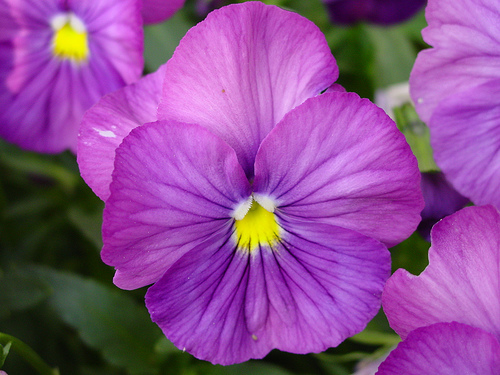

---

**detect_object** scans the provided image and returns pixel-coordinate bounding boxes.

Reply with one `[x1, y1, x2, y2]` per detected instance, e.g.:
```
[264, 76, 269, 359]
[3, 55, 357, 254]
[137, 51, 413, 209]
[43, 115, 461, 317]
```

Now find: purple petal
[324, 0, 426, 26]
[141, 0, 185, 24]
[157, 2, 338, 177]
[376, 322, 500, 375]
[410, 0, 500, 123]
[418, 172, 469, 241]
[0, 0, 143, 153]
[383, 205, 500, 340]
[146, 218, 389, 365]
[429, 79, 500, 208]
[253, 92, 423, 247]
[102, 121, 251, 289]
[78, 64, 166, 201]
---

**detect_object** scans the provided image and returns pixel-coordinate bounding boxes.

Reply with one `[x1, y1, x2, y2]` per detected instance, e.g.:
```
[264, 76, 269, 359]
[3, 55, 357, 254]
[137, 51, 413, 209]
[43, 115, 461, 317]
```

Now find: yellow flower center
[51, 13, 89, 62]
[234, 199, 280, 252]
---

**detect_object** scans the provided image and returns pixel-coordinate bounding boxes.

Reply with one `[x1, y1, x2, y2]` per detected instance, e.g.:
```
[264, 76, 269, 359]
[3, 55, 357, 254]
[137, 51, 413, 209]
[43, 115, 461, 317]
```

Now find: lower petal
[146, 217, 389, 365]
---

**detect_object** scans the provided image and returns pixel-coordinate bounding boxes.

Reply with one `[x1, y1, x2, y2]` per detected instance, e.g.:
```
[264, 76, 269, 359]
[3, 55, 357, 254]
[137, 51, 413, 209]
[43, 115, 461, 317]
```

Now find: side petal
[78, 64, 166, 201]
[409, 0, 500, 122]
[146, 218, 389, 365]
[429, 79, 500, 208]
[102, 121, 251, 289]
[157, 2, 338, 176]
[376, 322, 500, 375]
[253, 92, 423, 247]
[382, 205, 500, 339]
[141, 0, 185, 24]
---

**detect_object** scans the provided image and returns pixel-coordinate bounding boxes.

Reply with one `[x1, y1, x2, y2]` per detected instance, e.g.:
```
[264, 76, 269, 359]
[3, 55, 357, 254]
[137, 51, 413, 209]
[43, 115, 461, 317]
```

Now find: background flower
[0, 0, 143, 153]
[410, 0, 500, 208]
[142, 0, 185, 24]
[323, 0, 426, 26]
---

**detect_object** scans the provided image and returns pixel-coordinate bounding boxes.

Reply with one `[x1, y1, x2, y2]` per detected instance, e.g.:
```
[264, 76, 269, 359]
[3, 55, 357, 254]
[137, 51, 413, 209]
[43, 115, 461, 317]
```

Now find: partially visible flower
[79, 2, 423, 365]
[142, 0, 185, 24]
[380, 205, 500, 373]
[418, 171, 468, 241]
[376, 322, 500, 374]
[323, 0, 426, 26]
[410, 0, 500, 208]
[0, 0, 143, 153]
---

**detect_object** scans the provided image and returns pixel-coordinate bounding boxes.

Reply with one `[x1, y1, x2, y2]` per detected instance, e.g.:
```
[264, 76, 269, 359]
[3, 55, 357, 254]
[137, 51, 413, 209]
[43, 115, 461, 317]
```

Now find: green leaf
[0, 341, 12, 367]
[394, 102, 439, 172]
[0, 270, 52, 318]
[349, 330, 401, 347]
[30, 266, 163, 375]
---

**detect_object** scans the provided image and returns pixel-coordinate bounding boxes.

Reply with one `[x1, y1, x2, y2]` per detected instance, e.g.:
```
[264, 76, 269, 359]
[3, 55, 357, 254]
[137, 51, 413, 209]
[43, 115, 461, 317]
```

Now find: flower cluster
[78, 1, 423, 365]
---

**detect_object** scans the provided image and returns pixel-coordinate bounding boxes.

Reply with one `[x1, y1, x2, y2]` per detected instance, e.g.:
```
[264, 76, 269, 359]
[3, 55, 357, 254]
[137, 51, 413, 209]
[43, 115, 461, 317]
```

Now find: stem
[0, 333, 59, 375]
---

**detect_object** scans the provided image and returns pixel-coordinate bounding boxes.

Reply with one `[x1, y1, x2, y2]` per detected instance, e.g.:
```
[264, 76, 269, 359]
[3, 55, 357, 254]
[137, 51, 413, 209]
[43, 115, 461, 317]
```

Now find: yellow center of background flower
[234, 200, 280, 252]
[52, 14, 89, 62]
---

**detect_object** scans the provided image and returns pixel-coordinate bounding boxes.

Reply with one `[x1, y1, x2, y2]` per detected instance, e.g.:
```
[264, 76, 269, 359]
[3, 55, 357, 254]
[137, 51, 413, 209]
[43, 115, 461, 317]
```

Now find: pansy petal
[410, 0, 500, 122]
[78, 64, 166, 201]
[253, 92, 423, 247]
[158, 1, 338, 176]
[146, 218, 389, 365]
[429, 79, 500, 208]
[102, 121, 251, 289]
[382, 205, 500, 339]
[376, 322, 500, 375]
[141, 0, 185, 24]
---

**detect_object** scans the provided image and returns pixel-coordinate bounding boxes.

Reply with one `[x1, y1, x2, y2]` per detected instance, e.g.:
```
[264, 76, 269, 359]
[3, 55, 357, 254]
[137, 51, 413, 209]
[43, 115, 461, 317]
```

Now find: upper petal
[382, 205, 500, 340]
[141, 0, 185, 24]
[102, 120, 251, 289]
[146, 218, 389, 365]
[429, 79, 500, 208]
[253, 92, 423, 247]
[409, 0, 500, 123]
[157, 1, 338, 177]
[376, 322, 500, 375]
[78, 64, 166, 201]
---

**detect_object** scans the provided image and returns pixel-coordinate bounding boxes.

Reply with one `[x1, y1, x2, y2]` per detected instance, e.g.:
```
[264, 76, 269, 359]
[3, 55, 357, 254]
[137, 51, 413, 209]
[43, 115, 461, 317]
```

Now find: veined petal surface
[253, 92, 423, 247]
[102, 121, 251, 289]
[410, 0, 500, 122]
[376, 322, 500, 375]
[158, 1, 338, 176]
[429, 79, 500, 208]
[383, 205, 500, 340]
[78, 64, 166, 201]
[141, 0, 185, 24]
[146, 219, 389, 365]
[0, 0, 143, 153]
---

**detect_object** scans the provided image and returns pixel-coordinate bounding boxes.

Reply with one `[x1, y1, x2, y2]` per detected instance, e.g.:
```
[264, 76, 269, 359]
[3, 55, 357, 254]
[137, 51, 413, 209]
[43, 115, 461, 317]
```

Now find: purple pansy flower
[380, 205, 500, 373]
[141, 0, 185, 24]
[78, 2, 423, 365]
[323, 0, 426, 26]
[0, 0, 143, 153]
[410, 0, 500, 208]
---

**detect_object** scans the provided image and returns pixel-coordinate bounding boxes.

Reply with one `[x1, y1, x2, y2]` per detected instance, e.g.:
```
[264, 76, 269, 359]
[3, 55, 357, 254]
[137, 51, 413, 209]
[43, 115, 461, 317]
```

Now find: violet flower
[380, 205, 500, 373]
[323, 0, 426, 26]
[418, 171, 468, 241]
[0, 0, 143, 153]
[142, 0, 185, 24]
[410, 0, 500, 208]
[78, 2, 423, 365]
